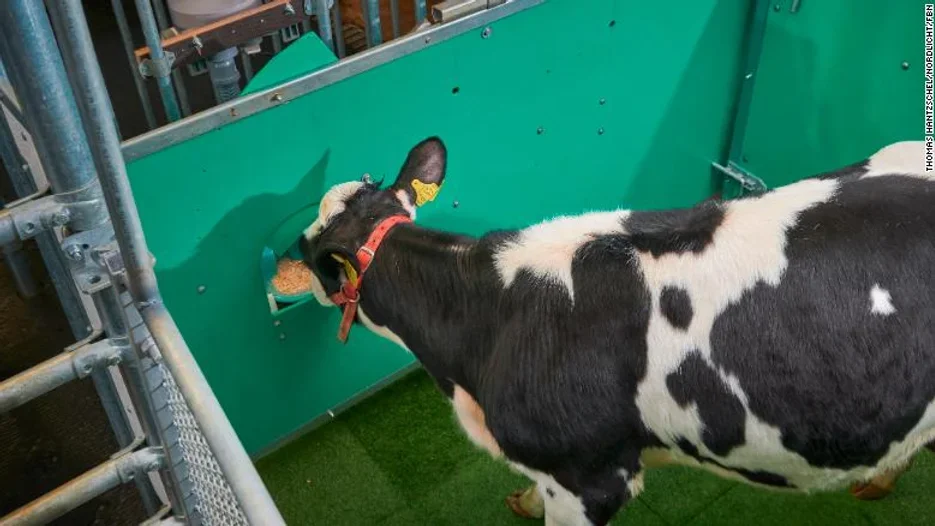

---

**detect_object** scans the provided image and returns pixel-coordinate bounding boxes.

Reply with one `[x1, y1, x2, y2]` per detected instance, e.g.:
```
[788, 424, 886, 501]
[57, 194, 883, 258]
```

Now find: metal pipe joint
[0, 179, 107, 248]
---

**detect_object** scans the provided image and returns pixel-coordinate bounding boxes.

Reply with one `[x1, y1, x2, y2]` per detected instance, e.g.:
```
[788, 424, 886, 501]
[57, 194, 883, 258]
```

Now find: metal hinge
[712, 161, 768, 194]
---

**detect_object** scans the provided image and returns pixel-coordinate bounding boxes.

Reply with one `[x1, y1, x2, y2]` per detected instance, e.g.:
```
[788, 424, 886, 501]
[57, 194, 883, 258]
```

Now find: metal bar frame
[111, 0, 158, 131]
[134, 0, 182, 122]
[0, 338, 125, 413]
[316, 0, 336, 53]
[150, 0, 193, 118]
[0, 447, 165, 526]
[123, 0, 543, 161]
[332, 1, 347, 58]
[0, 82, 38, 297]
[364, 0, 384, 47]
[48, 1, 287, 523]
[415, 0, 428, 24]
[390, 0, 401, 38]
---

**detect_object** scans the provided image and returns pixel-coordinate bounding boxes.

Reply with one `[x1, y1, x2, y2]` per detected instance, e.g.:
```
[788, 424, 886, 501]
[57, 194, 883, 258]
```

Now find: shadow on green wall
[155, 151, 338, 418]
[621, 0, 750, 210]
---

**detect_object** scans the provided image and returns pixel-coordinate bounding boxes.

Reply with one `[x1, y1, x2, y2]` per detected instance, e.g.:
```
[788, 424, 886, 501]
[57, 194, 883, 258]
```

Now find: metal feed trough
[0, 0, 918, 524]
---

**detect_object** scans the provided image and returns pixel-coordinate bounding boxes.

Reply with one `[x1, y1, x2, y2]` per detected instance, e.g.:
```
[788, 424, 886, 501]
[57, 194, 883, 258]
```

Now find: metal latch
[432, 0, 506, 24]
[712, 161, 768, 194]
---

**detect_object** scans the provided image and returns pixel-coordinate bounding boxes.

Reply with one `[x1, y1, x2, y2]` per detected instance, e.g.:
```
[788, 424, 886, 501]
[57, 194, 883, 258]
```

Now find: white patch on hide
[633, 177, 854, 490]
[452, 385, 502, 457]
[494, 211, 629, 300]
[358, 306, 410, 351]
[303, 181, 365, 240]
[508, 463, 591, 526]
[395, 189, 417, 219]
[863, 141, 930, 178]
[870, 284, 896, 316]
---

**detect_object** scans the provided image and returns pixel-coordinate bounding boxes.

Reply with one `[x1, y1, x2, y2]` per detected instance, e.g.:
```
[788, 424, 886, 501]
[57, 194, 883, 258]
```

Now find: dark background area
[0, 2, 267, 524]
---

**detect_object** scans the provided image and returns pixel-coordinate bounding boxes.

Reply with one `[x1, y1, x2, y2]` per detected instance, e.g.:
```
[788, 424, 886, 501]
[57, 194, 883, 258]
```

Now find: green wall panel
[737, 0, 923, 187]
[125, 0, 751, 455]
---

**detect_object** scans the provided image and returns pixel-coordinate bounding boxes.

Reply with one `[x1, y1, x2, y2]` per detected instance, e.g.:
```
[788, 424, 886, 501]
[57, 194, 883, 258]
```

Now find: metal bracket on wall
[62, 223, 119, 295]
[712, 161, 767, 194]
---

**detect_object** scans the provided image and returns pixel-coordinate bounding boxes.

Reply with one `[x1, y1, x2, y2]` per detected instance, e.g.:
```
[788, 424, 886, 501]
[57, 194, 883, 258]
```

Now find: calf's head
[298, 137, 447, 305]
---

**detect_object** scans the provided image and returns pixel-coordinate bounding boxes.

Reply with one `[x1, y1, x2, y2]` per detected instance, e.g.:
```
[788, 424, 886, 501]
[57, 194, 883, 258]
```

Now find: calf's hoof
[849, 462, 911, 501]
[850, 481, 896, 501]
[506, 485, 545, 520]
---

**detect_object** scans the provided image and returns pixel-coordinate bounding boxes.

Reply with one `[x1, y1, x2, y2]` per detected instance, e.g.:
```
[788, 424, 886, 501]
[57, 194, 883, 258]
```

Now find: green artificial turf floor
[256, 370, 935, 525]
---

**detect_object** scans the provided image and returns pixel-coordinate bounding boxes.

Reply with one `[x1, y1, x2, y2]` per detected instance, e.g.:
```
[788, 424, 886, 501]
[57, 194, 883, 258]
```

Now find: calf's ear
[391, 137, 447, 207]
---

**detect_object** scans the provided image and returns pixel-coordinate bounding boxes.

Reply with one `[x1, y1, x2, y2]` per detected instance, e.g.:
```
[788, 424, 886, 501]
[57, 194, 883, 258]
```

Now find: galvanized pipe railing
[0, 3, 97, 196]
[317, 0, 336, 53]
[364, 0, 383, 46]
[0, 339, 125, 414]
[415, 0, 428, 24]
[133, 0, 182, 122]
[149, 0, 193, 118]
[53, 1, 286, 523]
[110, 0, 158, 131]
[0, 61, 39, 298]
[0, 447, 165, 526]
[0, 0, 95, 338]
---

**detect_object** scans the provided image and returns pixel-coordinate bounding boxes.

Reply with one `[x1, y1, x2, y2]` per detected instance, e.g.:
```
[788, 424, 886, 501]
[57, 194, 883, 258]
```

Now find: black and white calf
[298, 138, 935, 525]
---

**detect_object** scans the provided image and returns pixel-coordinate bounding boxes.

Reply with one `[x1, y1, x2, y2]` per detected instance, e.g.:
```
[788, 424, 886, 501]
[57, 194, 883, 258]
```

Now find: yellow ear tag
[330, 254, 359, 287]
[411, 179, 441, 207]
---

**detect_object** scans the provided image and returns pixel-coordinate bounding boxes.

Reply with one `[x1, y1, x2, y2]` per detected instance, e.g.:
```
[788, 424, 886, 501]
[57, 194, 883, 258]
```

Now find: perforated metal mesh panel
[160, 364, 248, 526]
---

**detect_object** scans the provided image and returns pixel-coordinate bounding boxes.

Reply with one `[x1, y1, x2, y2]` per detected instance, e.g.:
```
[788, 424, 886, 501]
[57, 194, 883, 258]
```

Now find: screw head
[424, 36, 431, 43]
[597, 127, 605, 135]
[274, 320, 282, 326]
[197, 285, 206, 294]
[23, 222, 35, 233]
[65, 244, 84, 261]
[482, 27, 492, 39]
[279, 333, 286, 340]
[452, 200, 460, 208]
[902, 61, 910, 70]
[284, 3, 296, 15]
[536, 127, 544, 135]
[270, 93, 284, 103]
[773, 4, 781, 11]
[51, 209, 71, 226]
[599, 98, 606, 105]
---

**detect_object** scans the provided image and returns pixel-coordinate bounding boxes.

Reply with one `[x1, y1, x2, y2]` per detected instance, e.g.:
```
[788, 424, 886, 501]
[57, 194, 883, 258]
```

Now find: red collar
[328, 215, 412, 343]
